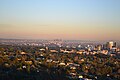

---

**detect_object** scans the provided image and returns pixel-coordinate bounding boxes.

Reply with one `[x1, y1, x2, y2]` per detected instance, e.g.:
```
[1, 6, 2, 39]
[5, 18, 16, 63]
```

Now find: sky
[0, 0, 120, 40]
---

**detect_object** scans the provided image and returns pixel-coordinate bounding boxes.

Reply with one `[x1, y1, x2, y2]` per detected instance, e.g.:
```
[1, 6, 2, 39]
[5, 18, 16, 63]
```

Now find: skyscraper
[106, 41, 116, 49]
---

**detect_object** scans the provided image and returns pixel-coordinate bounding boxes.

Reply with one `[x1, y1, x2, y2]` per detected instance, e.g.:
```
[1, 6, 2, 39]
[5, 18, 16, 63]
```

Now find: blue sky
[0, 0, 120, 40]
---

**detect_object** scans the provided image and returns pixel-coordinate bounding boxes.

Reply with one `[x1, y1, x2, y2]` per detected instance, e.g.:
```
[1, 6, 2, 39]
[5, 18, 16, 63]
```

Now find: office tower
[106, 41, 116, 49]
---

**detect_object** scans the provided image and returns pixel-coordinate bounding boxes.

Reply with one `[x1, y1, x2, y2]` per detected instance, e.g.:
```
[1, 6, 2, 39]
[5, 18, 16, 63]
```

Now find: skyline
[0, 0, 120, 40]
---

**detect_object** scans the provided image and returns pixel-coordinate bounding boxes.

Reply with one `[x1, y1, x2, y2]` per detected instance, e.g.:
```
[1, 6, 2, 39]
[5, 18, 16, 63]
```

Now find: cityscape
[0, 39, 120, 80]
[0, 0, 120, 80]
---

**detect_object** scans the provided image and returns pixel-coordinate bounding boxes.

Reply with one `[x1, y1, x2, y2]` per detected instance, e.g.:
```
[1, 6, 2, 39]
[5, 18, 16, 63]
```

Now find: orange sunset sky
[0, 0, 120, 40]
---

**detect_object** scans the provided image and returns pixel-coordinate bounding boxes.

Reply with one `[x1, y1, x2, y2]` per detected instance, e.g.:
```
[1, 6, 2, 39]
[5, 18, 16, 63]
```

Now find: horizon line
[0, 37, 119, 42]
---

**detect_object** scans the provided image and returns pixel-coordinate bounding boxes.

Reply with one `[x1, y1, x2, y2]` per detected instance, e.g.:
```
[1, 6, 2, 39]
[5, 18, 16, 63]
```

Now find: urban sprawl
[0, 39, 120, 80]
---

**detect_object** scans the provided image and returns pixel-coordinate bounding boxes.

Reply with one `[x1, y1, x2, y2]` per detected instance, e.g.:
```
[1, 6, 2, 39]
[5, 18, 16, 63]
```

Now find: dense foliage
[0, 45, 120, 80]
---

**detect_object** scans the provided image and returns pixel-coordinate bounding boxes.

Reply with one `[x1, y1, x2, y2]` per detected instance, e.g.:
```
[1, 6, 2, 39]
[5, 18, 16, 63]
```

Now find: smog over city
[0, 0, 120, 80]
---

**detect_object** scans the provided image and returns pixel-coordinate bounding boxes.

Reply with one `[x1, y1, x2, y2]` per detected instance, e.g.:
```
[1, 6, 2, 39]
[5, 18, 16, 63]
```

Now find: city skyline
[0, 0, 120, 40]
